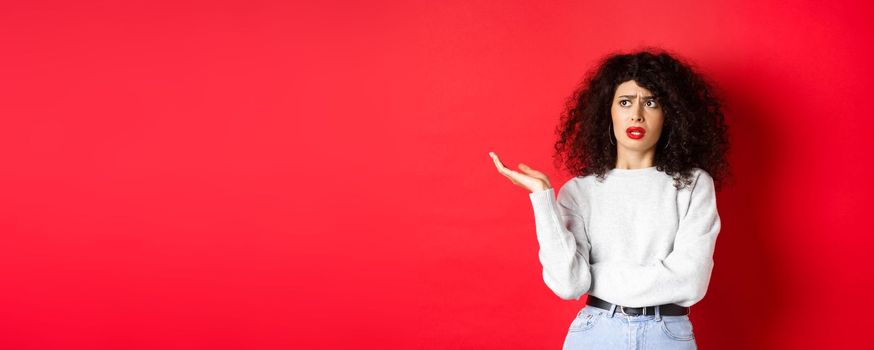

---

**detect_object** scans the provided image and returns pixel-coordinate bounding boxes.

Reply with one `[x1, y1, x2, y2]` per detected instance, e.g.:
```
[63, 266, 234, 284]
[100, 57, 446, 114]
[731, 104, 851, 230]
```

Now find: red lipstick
[626, 126, 646, 139]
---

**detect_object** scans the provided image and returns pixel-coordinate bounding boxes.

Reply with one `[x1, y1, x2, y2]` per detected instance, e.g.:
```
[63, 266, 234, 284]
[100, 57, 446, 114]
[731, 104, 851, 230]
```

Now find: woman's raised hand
[489, 151, 552, 193]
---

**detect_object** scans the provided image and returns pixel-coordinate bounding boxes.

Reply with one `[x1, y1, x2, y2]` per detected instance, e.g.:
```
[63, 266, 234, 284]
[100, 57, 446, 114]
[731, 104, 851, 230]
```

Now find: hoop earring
[608, 124, 615, 145]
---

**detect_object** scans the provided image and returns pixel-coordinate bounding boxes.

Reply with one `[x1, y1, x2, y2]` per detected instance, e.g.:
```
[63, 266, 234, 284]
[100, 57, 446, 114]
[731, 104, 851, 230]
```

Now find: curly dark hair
[553, 47, 731, 192]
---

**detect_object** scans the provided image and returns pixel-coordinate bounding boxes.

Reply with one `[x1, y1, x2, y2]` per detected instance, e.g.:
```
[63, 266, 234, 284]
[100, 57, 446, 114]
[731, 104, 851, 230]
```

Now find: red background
[2, 1, 872, 349]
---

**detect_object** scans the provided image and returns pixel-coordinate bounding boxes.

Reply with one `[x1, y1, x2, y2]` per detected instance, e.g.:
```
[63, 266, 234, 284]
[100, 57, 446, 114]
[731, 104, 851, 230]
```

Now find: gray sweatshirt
[527, 166, 721, 307]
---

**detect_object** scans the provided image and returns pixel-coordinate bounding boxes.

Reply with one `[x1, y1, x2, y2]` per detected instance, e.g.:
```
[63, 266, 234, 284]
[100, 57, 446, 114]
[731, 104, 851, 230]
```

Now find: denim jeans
[562, 304, 697, 349]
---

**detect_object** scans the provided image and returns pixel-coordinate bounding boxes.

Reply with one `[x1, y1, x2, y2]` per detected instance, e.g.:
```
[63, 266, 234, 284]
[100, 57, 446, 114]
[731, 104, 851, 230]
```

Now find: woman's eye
[646, 100, 659, 108]
[619, 100, 630, 107]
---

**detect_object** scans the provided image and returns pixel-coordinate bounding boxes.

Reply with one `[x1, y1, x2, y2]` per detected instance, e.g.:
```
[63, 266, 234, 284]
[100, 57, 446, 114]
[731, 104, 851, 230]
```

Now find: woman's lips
[626, 126, 646, 139]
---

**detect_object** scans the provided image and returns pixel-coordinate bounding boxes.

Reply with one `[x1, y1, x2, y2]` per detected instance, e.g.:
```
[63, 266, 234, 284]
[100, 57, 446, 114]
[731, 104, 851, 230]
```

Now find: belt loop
[655, 305, 662, 322]
[607, 304, 617, 318]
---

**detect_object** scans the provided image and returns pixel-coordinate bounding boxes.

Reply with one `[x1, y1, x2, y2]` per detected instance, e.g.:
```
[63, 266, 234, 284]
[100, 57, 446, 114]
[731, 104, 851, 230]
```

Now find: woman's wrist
[531, 184, 552, 193]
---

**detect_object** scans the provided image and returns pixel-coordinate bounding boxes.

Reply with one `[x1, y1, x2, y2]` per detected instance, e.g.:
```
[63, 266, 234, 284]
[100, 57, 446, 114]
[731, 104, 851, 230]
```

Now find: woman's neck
[614, 149, 656, 169]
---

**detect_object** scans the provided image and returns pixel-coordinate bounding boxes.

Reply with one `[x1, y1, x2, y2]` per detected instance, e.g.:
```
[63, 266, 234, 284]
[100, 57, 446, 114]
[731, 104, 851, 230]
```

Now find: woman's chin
[620, 141, 655, 149]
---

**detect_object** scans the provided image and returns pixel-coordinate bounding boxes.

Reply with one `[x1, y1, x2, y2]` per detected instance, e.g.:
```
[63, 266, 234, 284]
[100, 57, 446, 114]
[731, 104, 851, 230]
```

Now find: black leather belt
[586, 295, 690, 316]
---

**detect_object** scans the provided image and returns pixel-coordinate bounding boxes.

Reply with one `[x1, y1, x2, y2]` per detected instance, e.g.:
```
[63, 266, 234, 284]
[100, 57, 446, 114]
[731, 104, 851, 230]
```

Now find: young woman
[489, 49, 730, 349]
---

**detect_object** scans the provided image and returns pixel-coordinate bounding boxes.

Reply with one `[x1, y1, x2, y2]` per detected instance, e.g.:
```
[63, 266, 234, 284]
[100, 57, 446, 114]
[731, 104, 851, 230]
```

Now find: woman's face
[610, 80, 665, 155]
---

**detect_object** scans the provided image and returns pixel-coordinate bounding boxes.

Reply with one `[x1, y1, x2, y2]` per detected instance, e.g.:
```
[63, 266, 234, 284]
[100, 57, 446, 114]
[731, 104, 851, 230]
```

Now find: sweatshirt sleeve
[589, 170, 721, 307]
[528, 183, 592, 300]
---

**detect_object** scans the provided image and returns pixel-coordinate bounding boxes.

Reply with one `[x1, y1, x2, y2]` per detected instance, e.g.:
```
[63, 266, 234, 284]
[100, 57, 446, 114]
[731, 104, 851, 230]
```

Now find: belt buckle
[619, 305, 646, 316]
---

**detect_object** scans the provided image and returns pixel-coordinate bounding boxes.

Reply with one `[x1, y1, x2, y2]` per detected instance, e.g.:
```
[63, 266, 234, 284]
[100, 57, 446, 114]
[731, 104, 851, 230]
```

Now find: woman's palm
[489, 151, 552, 193]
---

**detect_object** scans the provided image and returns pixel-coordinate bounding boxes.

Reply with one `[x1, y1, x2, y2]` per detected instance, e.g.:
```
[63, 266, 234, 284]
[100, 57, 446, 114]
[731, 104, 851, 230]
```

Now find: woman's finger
[518, 163, 547, 180]
[490, 152, 539, 188]
[489, 152, 509, 173]
[501, 166, 530, 185]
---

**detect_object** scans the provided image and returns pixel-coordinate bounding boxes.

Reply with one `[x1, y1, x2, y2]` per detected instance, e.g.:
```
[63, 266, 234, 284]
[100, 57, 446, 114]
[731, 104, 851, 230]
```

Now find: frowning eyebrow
[618, 95, 655, 99]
